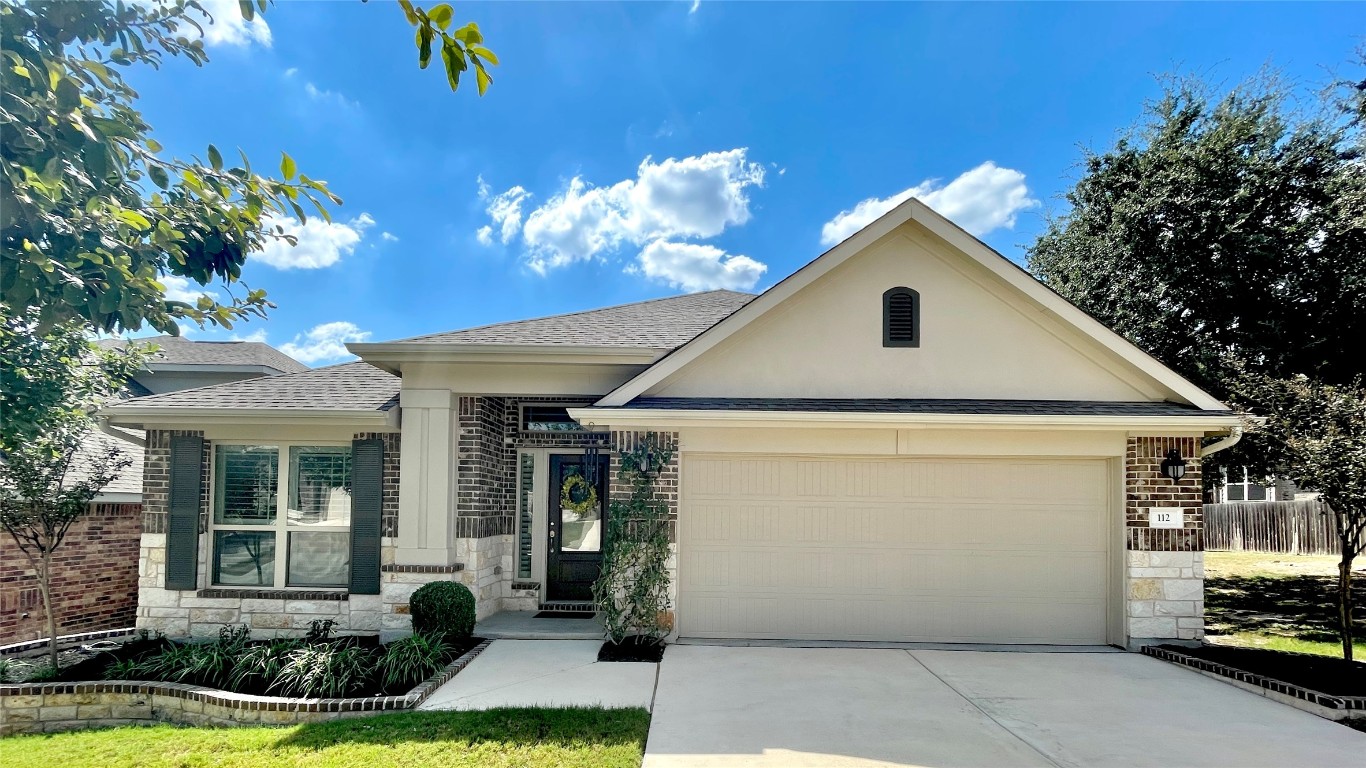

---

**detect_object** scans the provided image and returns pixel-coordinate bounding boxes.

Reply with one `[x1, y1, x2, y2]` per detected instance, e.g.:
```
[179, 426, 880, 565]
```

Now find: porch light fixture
[635, 434, 662, 479]
[1160, 449, 1188, 482]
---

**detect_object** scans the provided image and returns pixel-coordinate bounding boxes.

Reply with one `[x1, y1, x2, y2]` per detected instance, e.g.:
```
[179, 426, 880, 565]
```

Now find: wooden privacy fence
[1204, 500, 1341, 555]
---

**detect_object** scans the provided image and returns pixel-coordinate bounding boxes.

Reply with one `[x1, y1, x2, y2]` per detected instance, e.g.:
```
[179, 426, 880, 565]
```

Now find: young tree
[1236, 375, 1366, 660]
[0, 311, 150, 668]
[1, 1, 496, 338]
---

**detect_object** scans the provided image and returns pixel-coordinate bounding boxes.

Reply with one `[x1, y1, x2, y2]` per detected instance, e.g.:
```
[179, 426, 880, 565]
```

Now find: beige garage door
[678, 455, 1111, 644]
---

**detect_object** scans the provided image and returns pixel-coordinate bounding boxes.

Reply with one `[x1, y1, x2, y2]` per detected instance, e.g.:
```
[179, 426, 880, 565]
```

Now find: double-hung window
[211, 443, 352, 589]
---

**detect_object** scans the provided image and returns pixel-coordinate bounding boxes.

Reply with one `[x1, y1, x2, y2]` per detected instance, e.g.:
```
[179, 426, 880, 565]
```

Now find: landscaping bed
[1, 706, 652, 768]
[1153, 643, 1366, 697]
[597, 636, 665, 663]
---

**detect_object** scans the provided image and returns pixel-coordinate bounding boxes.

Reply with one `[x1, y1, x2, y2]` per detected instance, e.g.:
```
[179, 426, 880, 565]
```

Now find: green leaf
[397, 0, 420, 24]
[416, 24, 434, 69]
[280, 152, 296, 180]
[474, 59, 492, 96]
[452, 22, 482, 45]
[441, 39, 463, 91]
[468, 45, 499, 66]
[145, 138, 163, 154]
[427, 3, 454, 30]
[55, 77, 81, 111]
[207, 144, 223, 171]
[238, 0, 254, 21]
[82, 143, 109, 180]
[148, 165, 169, 189]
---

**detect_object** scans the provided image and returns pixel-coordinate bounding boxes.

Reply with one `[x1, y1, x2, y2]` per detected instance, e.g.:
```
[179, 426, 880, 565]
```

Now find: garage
[677, 454, 1114, 644]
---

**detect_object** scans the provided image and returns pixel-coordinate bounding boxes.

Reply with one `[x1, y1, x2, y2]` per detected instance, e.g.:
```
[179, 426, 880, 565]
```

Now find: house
[103, 199, 1239, 650]
[0, 338, 305, 644]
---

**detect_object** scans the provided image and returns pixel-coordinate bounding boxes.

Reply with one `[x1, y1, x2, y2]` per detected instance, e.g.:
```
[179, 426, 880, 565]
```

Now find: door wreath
[560, 472, 599, 516]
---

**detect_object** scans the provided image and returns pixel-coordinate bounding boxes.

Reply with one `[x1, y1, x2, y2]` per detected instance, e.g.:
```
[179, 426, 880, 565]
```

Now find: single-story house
[104, 199, 1239, 649]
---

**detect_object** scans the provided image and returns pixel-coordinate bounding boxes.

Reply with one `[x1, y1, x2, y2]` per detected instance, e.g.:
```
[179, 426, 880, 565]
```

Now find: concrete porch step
[476, 610, 605, 640]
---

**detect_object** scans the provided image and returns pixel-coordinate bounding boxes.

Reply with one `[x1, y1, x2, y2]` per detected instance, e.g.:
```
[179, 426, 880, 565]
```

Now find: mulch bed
[597, 637, 664, 663]
[1156, 643, 1366, 697]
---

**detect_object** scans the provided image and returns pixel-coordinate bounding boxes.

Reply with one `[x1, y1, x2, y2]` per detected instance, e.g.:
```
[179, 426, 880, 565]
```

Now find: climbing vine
[592, 435, 673, 644]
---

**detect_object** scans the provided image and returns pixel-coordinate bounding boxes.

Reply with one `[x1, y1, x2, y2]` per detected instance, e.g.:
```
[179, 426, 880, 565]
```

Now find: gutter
[1200, 423, 1244, 458]
[98, 417, 145, 448]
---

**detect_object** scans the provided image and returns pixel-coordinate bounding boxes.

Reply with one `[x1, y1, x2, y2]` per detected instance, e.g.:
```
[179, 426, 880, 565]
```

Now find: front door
[546, 453, 609, 601]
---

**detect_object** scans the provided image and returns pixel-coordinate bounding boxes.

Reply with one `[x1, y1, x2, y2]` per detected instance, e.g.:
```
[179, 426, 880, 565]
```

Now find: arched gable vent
[883, 287, 920, 348]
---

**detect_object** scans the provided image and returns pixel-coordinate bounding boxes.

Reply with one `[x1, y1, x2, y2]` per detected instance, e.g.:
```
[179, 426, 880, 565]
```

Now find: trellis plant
[593, 435, 673, 645]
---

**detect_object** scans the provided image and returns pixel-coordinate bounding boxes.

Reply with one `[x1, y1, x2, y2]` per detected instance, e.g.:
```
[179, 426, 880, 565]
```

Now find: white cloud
[381, 231, 399, 242]
[181, 0, 273, 48]
[689, 0, 701, 13]
[255, 213, 375, 269]
[819, 161, 1039, 246]
[635, 240, 767, 292]
[278, 321, 371, 364]
[303, 81, 358, 109]
[284, 67, 298, 78]
[475, 178, 532, 246]
[484, 149, 764, 274]
[161, 275, 218, 304]
[231, 328, 270, 343]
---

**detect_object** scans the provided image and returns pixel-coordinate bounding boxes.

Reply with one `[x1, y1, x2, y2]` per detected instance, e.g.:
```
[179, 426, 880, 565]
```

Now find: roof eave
[104, 406, 399, 430]
[568, 406, 1241, 433]
[349, 342, 667, 371]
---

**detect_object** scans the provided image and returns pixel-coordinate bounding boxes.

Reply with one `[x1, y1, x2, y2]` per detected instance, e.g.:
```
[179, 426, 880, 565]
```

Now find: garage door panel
[679, 454, 1111, 644]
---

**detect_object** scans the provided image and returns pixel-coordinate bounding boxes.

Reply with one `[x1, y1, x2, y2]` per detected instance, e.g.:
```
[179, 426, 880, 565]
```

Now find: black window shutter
[349, 438, 384, 594]
[165, 435, 204, 591]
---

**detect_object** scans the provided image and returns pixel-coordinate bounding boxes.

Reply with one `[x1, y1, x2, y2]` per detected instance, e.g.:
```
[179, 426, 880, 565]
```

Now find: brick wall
[355, 432, 401, 538]
[456, 396, 513, 539]
[1, 503, 142, 644]
[1125, 436, 1205, 645]
[608, 431, 680, 539]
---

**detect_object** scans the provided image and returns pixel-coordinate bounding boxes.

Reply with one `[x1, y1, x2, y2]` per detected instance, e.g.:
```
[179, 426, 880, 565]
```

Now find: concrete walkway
[418, 639, 657, 711]
[645, 645, 1366, 768]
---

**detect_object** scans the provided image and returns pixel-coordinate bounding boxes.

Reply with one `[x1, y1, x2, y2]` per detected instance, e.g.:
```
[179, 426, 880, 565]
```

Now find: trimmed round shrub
[409, 581, 476, 639]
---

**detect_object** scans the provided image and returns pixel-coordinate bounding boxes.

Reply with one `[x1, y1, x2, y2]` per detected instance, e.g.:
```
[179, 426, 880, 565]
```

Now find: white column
[395, 388, 458, 566]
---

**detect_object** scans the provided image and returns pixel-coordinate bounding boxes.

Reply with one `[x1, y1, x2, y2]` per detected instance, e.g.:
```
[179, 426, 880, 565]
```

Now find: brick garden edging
[1143, 645, 1366, 721]
[0, 638, 492, 735]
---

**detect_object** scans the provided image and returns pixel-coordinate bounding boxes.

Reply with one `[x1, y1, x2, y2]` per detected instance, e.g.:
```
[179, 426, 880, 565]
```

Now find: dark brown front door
[546, 454, 608, 601]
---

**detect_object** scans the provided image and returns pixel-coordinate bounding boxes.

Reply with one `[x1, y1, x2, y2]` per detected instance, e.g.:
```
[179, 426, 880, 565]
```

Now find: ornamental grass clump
[377, 632, 454, 692]
[409, 582, 477, 640]
[271, 644, 373, 699]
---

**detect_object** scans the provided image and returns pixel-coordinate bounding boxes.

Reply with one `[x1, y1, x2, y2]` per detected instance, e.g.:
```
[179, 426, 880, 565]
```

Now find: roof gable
[597, 199, 1226, 410]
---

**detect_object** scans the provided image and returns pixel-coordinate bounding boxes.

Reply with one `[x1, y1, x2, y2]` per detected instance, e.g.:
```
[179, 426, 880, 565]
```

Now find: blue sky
[133, 1, 1355, 364]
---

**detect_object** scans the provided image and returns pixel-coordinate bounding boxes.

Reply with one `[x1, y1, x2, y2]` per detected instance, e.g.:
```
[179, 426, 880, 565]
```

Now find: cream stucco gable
[599, 199, 1227, 409]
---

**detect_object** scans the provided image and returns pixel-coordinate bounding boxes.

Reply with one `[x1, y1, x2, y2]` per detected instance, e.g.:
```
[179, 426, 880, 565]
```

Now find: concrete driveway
[645, 645, 1366, 767]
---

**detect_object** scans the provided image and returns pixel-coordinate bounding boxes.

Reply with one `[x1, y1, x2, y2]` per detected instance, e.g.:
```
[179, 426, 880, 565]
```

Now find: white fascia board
[568, 407, 1241, 432]
[103, 406, 398, 430]
[349, 342, 665, 373]
[596, 197, 1229, 412]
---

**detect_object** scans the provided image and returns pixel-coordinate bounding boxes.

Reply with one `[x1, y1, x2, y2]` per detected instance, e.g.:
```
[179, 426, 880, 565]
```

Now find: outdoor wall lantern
[1160, 449, 1188, 482]
[634, 433, 662, 479]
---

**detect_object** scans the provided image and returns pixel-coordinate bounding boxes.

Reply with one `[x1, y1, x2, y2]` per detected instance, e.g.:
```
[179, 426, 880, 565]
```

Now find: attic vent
[883, 287, 920, 348]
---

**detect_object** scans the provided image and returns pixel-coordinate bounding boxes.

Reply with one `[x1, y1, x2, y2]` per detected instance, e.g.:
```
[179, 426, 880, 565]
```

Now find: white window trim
[1219, 466, 1277, 503]
[209, 440, 352, 590]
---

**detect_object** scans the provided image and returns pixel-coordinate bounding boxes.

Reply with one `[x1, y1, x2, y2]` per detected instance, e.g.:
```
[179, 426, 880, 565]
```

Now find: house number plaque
[1148, 508, 1184, 529]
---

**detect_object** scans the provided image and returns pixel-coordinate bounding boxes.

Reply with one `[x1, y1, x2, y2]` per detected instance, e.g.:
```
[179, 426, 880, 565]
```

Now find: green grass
[1, 707, 652, 768]
[1204, 551, 1364, 660]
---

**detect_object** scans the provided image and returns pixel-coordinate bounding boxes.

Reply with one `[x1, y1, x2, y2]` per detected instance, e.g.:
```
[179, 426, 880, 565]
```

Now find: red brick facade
[0, 503, 142, 644]
[1126, 436, 1204, 552]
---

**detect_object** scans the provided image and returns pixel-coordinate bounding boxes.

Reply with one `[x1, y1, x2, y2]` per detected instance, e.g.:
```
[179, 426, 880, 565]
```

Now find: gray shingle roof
[622, 398, 1230, 416]
[70, 428, 145, 497]
[393, 290, 755, 348]
[97, 335, 308, 374]
[110, 362, 399, 412]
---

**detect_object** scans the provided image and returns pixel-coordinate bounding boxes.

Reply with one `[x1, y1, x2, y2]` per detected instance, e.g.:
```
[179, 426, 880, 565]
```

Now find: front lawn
[2, 707, 652, 768]
[1204, 551, 1366, 659]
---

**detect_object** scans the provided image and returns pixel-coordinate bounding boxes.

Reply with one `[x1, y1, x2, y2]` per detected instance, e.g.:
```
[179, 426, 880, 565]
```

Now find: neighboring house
[1212, 468, 1317, 504]
[0, 338, 305, 644]
[104, 199, 1238, 650]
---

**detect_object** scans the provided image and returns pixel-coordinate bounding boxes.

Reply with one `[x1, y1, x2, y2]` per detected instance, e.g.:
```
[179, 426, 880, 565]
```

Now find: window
[211, 443, 352, 588]
[521, 404, 587, 432]
[1220, 466, 1274, 503]
[883, 287, 920, 347]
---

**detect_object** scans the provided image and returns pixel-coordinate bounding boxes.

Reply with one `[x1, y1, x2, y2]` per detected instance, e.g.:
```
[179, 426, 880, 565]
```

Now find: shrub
[131, 641, 237, 689]
[271, 644, 373, 698]
[409, 581, 476, 639]
[377, 633, 453, 691]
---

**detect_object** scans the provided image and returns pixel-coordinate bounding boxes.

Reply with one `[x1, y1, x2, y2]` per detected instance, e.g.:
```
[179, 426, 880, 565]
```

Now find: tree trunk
[1337, 538, 1355, 662]
[38, 549, 59, 670]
